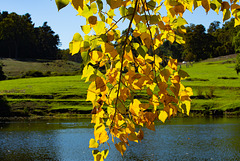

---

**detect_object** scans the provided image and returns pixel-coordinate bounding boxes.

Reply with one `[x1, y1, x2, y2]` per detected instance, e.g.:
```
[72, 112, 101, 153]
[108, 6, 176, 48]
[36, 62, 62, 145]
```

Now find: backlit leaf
[89, 138, 99, 148]
[115, 142, 126, 156]
[159, 110, 168, 123]
[81, 25, 91, 34]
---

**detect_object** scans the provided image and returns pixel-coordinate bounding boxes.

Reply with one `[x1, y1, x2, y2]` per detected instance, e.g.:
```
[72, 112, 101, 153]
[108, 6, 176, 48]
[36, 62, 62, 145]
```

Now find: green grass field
[181, 56, 240, 113]
[0, 75, 92, 116]
[0, 55, 240, 117]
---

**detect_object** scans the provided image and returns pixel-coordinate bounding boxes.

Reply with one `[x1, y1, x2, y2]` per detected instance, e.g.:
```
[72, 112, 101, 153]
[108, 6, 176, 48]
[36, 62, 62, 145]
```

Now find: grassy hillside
[0, 75, 92, 117]
[0, 58, 81, 78]
[181, 54, 240, 114]
[0, 55, 239, 117]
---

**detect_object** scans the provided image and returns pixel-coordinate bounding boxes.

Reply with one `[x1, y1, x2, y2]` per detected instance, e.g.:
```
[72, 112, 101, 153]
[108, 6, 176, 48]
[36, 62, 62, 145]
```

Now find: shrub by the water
[0, 63, 7, 80]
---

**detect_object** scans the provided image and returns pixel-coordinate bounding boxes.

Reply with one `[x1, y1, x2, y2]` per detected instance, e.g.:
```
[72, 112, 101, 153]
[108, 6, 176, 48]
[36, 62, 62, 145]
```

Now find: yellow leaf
[181, 100, 191, 115]
[100, 149, 109, 159]
[93, 21, 105, 35]
[70, 33, 82, 55]
[235, 18, 240, 27]
[90, 2, 98, 14]
[99, 130, 109, 144]
[155, 54, 162, 70]
[86, 82, 98, 102]
[81, 25, 91, 34]
[129, 99, 141, 116]
[115, 142, 126, 156]
[89, 138, 99, 148]
[90, 51, 103, 62]
[168, 59, 178, 71]
[159, 110, 168, 123]
[92, 150, 102, 161]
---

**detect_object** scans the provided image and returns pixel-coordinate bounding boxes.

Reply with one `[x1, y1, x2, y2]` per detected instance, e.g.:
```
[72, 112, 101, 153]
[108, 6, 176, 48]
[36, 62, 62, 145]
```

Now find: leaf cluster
[55, 0, 239, 160]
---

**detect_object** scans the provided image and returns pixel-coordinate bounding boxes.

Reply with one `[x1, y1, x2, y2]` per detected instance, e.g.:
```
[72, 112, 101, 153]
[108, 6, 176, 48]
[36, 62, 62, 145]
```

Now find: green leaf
[96, 0, 103, 11]
[137, 23, 147, 33]
[55, 0, 69, 11]
[137, 46, 148, 57]
[223, 9, 231, 22]
[119, 6, 127, 17]
[150, 15, 159, 24]
[100, 34, 108, 42]
[147, 0, 156, 10]
[178, 69, 190, 79]
[81, 51, 90, 65]
[132, 43, 139, 50]
[176, 17, 188, 26]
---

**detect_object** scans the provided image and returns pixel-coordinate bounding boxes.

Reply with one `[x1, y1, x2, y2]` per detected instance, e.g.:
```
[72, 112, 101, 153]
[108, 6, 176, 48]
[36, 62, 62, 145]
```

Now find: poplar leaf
[115, 142, 126, 156]
[89, 16, 98, 25]
[91, 3, 98, 14]
[92, 150, 102, 161]
[159, 110, 168, 123]
[101, 149, 109, 159]
[55, 0, 69, 11]
[81, 51, 90, 65]
[71, 0, 84, 10]
[107, 0, 122, 9]
[182, 100, 191, 115]
[129, 99, 141, 116]
[93, 21, 105, 35]
[168, 59, 178, 71]
[95, 77, 106, 92]
[178, 69, 190, 79]
[81, 25, 91, 34]
[89, 138, 99, 148]
[137, 46, 148, 57]
[202, 0, 210, 13]
[70, 33, 82, 55]
[235, 18, 240, 27]
[223, 9, 231, 22]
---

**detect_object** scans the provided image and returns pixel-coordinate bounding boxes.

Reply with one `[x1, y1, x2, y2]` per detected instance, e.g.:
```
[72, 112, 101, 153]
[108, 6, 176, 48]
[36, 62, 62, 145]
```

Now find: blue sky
[1, 0, 224, 49]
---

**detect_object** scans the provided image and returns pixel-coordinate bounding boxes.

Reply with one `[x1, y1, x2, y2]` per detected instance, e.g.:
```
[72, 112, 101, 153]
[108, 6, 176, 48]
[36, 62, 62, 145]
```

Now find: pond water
[0, 117, 239, 161]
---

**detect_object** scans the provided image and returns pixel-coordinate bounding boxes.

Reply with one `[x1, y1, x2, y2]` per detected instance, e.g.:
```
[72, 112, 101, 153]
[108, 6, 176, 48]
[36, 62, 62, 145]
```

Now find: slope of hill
[0, 58, 81, 78]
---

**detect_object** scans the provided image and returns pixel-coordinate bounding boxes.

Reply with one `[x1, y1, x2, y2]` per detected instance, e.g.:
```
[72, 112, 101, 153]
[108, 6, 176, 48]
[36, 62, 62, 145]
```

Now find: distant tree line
[158, 18, 240, 62]
[0, 11, 60, 59]
[1, 11, 240, 66]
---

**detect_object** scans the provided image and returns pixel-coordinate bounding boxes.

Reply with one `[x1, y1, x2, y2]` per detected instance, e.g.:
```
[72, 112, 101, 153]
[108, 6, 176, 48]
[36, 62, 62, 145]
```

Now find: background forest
[1, 11, 240, 63]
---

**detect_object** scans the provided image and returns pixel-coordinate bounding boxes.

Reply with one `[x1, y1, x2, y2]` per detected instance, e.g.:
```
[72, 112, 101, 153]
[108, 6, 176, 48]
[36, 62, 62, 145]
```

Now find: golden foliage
[55, 0, 240, 160]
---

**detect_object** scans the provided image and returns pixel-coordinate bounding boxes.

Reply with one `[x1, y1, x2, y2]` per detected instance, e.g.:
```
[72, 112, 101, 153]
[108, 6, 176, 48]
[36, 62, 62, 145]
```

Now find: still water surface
[0, 117, 239, 161]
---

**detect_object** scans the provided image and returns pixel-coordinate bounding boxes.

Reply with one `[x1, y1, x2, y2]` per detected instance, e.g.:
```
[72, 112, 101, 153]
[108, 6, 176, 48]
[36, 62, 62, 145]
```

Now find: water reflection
[0, 117, 239, 161]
